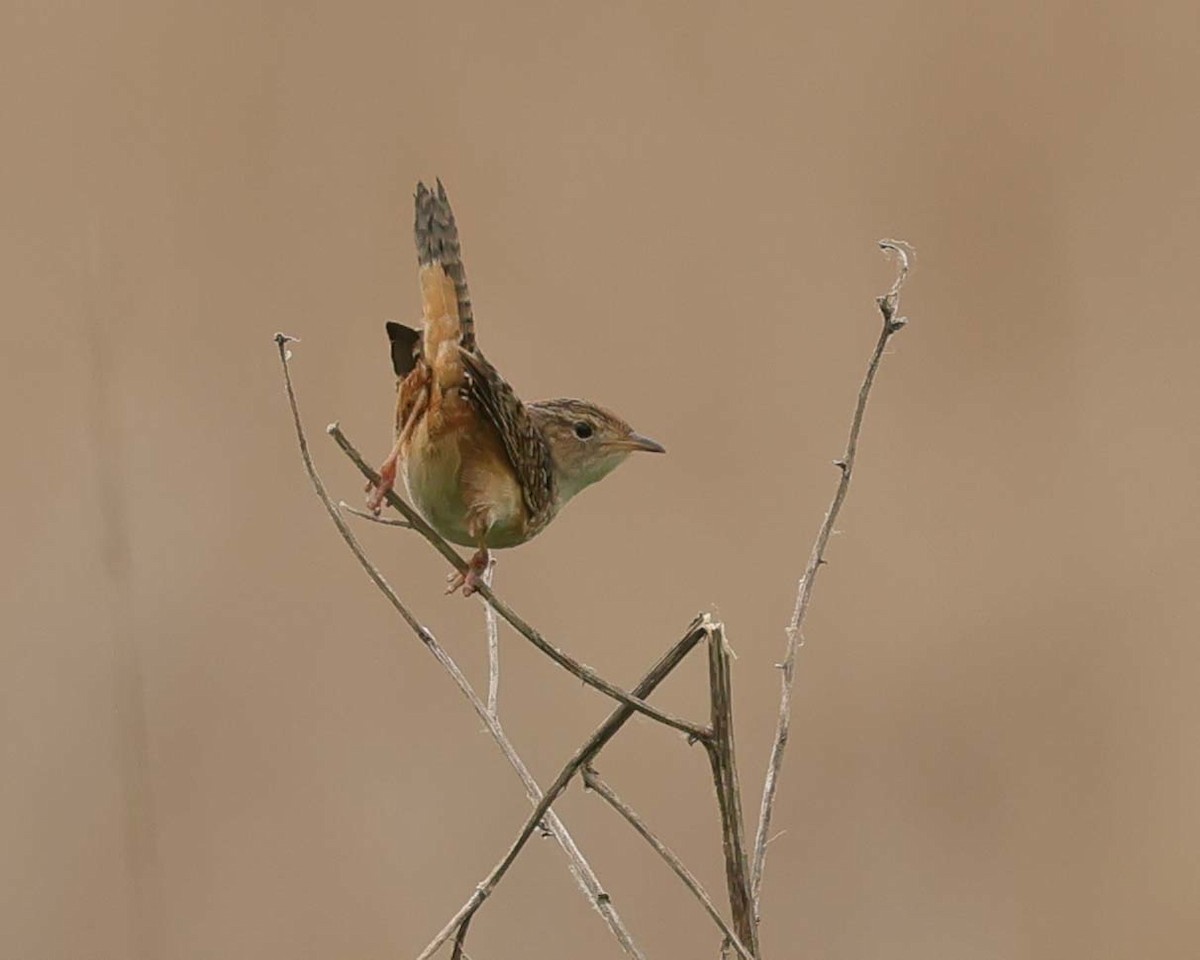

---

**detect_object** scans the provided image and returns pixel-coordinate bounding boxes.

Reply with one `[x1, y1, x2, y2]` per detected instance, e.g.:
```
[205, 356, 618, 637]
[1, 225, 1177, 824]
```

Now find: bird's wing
[460, 349, 557, 521]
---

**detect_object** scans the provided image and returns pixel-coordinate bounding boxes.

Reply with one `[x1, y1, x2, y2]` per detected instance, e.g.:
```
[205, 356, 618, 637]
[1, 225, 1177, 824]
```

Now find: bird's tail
[414, 179, 475, 353]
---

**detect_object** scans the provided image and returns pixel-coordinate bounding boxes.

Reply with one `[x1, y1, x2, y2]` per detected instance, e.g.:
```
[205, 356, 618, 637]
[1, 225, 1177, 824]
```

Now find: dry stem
[583, 764, 755, 960]
[705, 622, 759, 956]
[749, 241, 913, 918]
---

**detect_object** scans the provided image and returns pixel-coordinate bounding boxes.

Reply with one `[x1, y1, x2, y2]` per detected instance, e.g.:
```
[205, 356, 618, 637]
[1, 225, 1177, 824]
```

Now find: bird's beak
[625, 432, 666, 454]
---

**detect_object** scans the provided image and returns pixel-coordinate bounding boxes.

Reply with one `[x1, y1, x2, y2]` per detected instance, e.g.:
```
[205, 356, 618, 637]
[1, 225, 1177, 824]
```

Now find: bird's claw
[446, 551, 490, 597]
[365, 459, 398, 515]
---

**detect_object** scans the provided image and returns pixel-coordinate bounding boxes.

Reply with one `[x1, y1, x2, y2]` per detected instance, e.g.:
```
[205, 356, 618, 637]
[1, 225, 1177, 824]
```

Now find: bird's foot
[446, 549, 491, 597]
[365, 457, 398, 515]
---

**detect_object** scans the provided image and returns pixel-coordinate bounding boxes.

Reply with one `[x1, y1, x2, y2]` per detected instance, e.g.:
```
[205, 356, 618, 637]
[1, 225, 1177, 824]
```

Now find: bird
[366, 180, 665, 595]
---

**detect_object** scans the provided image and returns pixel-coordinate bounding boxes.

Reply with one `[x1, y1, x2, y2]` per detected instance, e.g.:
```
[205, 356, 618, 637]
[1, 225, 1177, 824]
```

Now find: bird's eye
[573, 421, 594, 440]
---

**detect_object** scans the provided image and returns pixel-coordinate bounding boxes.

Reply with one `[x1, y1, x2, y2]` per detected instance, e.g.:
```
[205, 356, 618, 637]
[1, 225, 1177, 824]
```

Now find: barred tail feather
[414, 179, 475, 352]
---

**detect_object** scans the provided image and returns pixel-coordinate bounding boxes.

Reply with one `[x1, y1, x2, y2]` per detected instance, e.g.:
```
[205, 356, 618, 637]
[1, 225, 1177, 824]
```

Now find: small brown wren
[366, 180, 664, 595]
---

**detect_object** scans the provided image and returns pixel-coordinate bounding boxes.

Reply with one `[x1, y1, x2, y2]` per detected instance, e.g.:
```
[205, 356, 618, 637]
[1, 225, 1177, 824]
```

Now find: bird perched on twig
[366, 180, 665, 595]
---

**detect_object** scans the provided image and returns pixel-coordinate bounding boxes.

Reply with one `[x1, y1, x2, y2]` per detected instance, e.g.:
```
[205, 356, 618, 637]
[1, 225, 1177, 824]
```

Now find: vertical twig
[703, 620, 759, 957]
[749, 241, 913, 918]
[481, 562, 500, 717]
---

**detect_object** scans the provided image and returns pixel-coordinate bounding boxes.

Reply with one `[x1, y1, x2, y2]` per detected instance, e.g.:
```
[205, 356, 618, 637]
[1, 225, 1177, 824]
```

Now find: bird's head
[528, 398, 665, 507]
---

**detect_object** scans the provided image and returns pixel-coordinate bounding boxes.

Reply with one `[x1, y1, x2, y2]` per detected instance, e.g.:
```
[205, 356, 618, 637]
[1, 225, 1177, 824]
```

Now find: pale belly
[402, 422, 531, 549]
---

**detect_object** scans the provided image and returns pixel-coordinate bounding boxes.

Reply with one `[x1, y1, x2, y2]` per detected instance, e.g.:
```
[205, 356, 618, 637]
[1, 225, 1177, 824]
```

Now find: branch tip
[877, 237, 914, 276]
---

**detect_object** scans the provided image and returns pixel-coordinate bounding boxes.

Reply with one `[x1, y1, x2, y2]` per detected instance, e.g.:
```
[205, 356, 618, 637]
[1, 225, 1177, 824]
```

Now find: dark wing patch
[460, 349, 556, 521]
[386, 322, 422, 377]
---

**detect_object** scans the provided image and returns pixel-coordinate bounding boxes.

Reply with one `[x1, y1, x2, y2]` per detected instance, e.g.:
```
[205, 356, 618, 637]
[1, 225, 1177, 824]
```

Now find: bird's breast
[402, 398, 533, 549]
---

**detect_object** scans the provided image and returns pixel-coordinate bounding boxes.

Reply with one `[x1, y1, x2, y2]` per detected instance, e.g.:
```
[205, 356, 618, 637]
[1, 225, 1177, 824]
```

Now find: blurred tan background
[3, 2, 1199, 958]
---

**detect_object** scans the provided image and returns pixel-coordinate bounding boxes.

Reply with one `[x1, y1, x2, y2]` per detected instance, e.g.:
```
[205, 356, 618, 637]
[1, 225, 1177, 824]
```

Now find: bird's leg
[446, 507, 492, 596]
[365, 442, 401, 516]
[366, 388, 427, 514]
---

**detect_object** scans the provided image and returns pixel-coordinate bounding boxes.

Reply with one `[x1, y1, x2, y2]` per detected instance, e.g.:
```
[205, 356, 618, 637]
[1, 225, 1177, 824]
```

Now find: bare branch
[582, 764, 756, 960]
[328, 423, 712, 743]
[274, 334, 646, 959]
[749, 241, 914, 918]
[417, 619, 710, 960]
[704, 622, 758, 957]
[338, 500, 413, 527]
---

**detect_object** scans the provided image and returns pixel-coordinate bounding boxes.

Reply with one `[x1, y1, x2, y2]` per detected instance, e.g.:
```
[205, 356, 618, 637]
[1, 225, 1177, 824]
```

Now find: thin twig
[582, 764, 756, 960]
[704, 621, 758, 957]
[450, 915, 472, 960]
[749, 241, 913, 919]
[417, 619, 710, 960]
[329, 423, 712, 744]
[274, 334, 647, 959]
[338, 500, 413, 527]
[481, 562, 500, 717]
